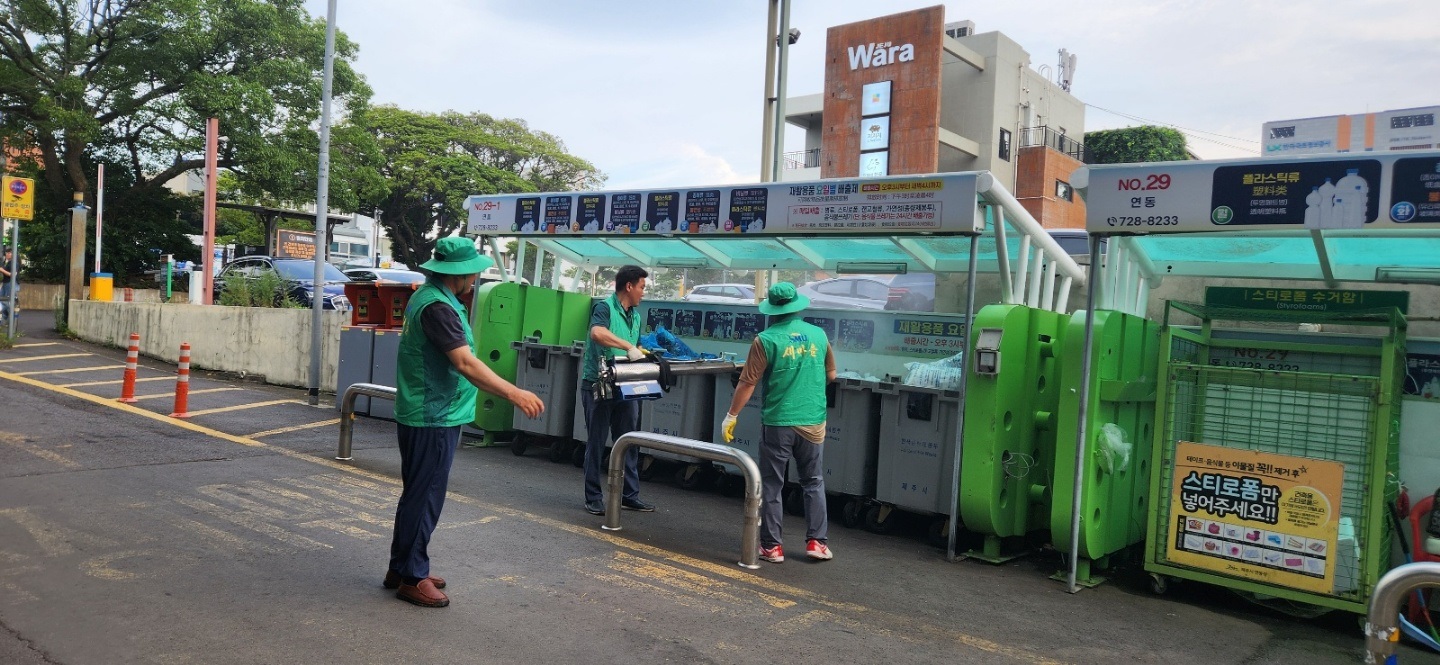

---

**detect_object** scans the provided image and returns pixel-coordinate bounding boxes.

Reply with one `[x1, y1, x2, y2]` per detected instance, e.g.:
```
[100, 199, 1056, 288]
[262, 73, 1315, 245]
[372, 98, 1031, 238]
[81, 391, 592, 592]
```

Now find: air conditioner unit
[944, 20, 975, 39]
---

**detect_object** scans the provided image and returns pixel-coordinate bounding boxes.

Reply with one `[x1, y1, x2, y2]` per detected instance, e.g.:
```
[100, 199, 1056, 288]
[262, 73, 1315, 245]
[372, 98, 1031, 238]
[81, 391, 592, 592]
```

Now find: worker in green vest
[723, 282, 837, 563]
[388, 237, 544, 608]
[580, 265, 655, 516]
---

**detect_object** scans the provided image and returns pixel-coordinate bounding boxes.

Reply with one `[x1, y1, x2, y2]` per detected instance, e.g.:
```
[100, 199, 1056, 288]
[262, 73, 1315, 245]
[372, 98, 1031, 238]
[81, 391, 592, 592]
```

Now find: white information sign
[1079, 150, 1440, 233]
[860, 116, 891, 151]
[466, 174, 982, 237]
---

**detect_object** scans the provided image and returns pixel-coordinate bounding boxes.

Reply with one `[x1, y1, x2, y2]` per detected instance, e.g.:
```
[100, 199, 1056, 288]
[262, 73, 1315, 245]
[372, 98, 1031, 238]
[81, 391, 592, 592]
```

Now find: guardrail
[1366, 561, 1440, 664]
[336, 383, 397, 460]
[601, 432, 763, 570]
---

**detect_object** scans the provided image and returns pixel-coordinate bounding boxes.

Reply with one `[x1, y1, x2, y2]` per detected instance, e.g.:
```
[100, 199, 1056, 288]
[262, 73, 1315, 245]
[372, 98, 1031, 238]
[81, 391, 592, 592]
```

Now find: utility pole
[202, 118, 219, 305]
[308, 0, 338, 406]
[66, 192, 87, 316]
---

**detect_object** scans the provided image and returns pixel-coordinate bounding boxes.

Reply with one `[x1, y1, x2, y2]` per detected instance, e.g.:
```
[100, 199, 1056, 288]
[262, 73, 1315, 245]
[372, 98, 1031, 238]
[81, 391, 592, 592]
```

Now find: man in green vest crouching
[580, 265, 655, 516]
[388, 237, 544, 608]
[723, 282, 837, 563]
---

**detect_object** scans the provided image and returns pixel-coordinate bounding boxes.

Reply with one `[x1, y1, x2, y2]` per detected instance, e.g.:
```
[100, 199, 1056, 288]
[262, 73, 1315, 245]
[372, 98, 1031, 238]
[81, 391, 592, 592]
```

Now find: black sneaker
[621, 497, 655, 512]
[584, 500, 605, 515]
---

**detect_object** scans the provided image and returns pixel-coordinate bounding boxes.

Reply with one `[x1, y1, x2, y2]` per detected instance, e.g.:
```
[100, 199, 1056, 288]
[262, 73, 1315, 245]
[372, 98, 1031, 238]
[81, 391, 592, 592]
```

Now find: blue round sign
[1391, 201, 1418, 223]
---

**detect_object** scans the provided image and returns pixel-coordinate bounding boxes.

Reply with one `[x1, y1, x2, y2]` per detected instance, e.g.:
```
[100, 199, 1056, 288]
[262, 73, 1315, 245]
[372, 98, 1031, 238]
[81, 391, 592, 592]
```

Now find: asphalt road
[0, 313, 1435, 664]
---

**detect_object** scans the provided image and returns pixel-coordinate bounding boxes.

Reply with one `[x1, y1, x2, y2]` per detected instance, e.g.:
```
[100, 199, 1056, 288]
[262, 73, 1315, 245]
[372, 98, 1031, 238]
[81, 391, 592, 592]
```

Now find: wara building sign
[847, 41, 915, 70]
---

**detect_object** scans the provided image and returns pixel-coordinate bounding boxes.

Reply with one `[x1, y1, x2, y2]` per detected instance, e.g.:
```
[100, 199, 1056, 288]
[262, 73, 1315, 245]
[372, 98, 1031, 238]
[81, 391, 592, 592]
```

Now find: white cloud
[307, 0, 1437, 190]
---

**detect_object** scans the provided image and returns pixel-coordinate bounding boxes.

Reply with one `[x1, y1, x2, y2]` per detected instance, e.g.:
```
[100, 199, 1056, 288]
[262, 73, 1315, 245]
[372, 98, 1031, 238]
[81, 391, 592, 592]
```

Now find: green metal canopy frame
[464, 171, 1087, 561]
[1068, 150, 1440, 595]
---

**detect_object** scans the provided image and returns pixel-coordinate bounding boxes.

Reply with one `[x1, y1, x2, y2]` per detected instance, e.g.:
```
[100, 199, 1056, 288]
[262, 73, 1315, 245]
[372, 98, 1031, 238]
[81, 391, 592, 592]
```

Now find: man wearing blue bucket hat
[388, 236, 544, 608]
[723, 282, 837, 563]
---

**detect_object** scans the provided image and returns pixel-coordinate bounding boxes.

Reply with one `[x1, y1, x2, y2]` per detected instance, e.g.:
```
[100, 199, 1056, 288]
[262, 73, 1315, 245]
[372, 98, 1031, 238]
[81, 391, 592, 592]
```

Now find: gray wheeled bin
[369, 328, 402, 420]
[713, 367, 763, 475]
[874, 382, 961, 517]
[642, 368, 716, 463]
[511, 338, 583, 438]
[337, 325, 375, 415]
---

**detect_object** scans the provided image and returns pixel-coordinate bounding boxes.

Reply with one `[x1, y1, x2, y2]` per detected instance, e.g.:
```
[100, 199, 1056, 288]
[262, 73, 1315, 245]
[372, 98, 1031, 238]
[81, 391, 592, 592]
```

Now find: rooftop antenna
[1057, 48, 1077, 92]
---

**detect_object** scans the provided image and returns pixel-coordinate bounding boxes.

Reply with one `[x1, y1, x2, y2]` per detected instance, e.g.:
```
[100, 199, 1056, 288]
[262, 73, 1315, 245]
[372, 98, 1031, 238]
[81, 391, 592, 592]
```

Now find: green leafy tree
[1083, 126, 1190, 165]
[22, 160, 200, 283]
[357, 106, 604, 269]
[0, 0, 375, 272]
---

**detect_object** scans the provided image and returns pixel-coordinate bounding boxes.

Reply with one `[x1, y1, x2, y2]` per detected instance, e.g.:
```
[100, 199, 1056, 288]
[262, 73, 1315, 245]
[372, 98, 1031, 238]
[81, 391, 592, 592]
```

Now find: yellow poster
[1166, 441, 1345, 595]
[2, 176, 34, 221]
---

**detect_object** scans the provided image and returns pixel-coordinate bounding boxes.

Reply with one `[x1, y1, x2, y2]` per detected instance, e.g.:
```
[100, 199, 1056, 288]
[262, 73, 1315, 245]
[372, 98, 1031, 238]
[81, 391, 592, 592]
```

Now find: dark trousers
[389, 423, 460, 583]
[581, 383, 641, 503]
[760, 425, 828, 548]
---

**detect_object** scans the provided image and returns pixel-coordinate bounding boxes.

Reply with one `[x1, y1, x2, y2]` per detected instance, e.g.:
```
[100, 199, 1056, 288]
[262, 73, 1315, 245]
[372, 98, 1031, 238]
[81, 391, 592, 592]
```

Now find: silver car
[681, 283, 757, 304]
[796, 276, 892, 310]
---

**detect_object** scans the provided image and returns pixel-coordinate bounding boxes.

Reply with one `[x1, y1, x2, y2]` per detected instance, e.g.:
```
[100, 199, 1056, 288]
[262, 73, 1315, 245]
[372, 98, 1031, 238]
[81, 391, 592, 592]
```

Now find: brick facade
[1014, 146, 1087, 229]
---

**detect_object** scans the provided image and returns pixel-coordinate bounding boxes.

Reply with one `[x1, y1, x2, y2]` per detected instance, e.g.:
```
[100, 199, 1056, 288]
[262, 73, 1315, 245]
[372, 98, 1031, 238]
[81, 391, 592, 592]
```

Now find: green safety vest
[581, 293, 639, 384]
[395, 280, 478, 427]
[756, 316, 829, 426]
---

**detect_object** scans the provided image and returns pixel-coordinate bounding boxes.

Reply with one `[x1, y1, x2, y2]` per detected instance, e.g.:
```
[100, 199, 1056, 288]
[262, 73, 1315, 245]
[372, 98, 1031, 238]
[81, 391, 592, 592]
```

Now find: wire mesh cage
[1147, 300, 1405, 613]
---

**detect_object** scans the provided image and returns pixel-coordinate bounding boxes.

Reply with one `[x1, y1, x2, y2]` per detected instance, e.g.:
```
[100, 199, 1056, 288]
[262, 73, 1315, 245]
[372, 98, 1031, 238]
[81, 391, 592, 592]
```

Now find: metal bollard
[601, 431, 763, 570]
[335, 383, 398, 460]
[169, 342, 191, 418]
[117, 332, 140, 403]
[1365, 561, 1440, 664]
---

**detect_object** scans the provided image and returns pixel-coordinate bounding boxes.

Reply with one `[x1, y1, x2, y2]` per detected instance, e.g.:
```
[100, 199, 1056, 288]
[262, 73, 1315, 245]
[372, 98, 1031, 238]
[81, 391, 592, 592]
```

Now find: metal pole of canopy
[946, 233, 981, 562]
[1026, 248, 1044, 308]
[1056, 275, 1074, 312]
[1014, 234, 1031, 303]
[514, 239, 526, 282]
[1040, 260, 1057, 311]
[1067, 235, 1104, 593]
[486, 237, 508, 280]
[991, 207, 1015, 304]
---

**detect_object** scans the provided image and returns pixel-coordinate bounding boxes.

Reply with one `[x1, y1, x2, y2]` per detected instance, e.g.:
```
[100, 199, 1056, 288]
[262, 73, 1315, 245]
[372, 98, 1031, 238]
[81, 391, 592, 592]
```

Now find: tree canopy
[1083, 126, 1190, 165]
[0, 0, 373, 211]
[357, 106, 604, 269]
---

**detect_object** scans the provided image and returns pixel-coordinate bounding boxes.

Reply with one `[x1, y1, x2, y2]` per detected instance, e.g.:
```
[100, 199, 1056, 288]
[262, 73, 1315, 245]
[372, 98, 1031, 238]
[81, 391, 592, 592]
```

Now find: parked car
[682, 283, 757, 304]
[797, 276, 892, 310]
[214, 256, 351, 310]
[344, 267, 425, 287]
[884, 273, 936, 312]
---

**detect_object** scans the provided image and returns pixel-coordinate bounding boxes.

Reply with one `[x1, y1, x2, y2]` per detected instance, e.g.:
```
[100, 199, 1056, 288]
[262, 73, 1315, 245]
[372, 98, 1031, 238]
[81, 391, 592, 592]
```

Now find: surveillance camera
[788, 27, 801, 45]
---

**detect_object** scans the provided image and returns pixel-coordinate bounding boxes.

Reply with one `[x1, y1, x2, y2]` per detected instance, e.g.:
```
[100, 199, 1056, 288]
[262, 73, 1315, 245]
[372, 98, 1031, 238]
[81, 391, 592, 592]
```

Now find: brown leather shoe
[383, 570, 446, 590]
[395, 578, 449, 608]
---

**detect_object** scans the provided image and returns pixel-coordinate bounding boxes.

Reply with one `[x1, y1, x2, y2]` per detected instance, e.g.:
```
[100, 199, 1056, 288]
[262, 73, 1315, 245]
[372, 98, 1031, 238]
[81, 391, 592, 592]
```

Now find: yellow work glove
[722, 413, 738, 443]
[625, 346, 646, 361]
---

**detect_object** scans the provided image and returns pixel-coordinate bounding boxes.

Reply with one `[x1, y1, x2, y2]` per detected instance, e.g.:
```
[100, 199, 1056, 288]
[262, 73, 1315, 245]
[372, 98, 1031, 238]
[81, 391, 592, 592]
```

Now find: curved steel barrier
[602, 432, 763, 570]
[336, 383, 397, 460]
[1366, 561, 1440, 664]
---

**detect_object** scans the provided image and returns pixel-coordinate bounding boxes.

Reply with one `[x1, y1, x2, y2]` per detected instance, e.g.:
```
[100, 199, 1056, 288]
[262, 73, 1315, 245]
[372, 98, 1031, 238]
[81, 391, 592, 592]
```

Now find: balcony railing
[1019, 126, 1086, 162]
[783, 148, 821, 170]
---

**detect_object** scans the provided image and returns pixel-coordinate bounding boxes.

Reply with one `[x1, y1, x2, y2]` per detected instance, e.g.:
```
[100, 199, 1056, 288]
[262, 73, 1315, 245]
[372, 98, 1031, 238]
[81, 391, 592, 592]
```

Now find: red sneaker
[759, 544, 784, 563]
[806, 539, 833, 561]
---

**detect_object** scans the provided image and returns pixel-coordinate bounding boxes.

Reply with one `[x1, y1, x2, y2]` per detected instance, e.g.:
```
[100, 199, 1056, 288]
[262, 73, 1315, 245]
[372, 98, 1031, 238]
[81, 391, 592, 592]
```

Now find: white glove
[626, 347, 646, 362]
[721, 413, 738, 443]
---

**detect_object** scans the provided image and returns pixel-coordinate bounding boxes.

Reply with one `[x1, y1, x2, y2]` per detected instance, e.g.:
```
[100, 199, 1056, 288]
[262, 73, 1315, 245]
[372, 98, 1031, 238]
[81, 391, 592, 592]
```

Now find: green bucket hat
[757, 281, 810, 316]
[421, 237, 493, 275]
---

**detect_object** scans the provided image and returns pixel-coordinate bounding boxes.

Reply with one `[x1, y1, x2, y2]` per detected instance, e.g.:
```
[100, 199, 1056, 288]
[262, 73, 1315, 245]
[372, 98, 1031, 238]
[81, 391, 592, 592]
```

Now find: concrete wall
[19, 284, 168, 311]
[67, 301, 346, 392]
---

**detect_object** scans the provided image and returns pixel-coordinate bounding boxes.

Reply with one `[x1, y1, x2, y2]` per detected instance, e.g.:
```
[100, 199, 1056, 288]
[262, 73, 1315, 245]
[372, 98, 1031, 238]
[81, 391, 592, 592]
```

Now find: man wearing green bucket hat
[724, 282, 837, 563]
[388, 236, 544, 608]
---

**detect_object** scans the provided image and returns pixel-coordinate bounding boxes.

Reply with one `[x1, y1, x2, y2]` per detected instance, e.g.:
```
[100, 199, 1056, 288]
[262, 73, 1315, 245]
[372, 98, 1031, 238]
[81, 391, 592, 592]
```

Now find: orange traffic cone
[169, 342, 191, 418]
[117, 333, 140, 403]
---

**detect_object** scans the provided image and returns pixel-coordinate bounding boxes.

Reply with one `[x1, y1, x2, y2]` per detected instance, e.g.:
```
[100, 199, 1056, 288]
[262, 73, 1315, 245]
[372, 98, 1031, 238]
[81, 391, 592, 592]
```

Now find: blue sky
[302, 0, 1438, 190]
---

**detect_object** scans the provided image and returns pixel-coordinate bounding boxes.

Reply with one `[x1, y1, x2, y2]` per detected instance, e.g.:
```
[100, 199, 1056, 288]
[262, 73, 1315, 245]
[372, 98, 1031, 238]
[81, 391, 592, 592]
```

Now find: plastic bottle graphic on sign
[1333, 168, 1369, 228]
[1303, 186, 1322, 229]
[1316, 178, 1336, 228]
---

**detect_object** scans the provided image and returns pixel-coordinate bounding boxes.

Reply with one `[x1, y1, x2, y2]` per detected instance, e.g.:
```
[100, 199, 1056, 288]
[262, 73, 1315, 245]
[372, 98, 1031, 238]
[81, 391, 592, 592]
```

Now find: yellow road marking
[14, 364, 123, 376]
[0, 432, 81, 469]
[172, 516, 283, 555]
[249, 418, 341, 438]
[183, 398, 299, 417]
[0, 367, 1065, 665]
[0, 507, 117, 556]
[0, 353, 89, 363]
[59, 376, 172, 388]
[169, 494, 332, 551]
[131, 387, 241, 401]
[13, 342, 60, 348]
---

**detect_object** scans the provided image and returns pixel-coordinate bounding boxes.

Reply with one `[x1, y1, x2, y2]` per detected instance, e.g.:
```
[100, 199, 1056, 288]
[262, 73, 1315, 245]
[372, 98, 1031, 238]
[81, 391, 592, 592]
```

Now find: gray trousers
[759, 425, 827, 548]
